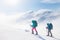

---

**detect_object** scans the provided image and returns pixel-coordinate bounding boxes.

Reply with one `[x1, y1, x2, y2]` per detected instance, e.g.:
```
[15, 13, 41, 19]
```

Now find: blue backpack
[32, 20, 37, 28]
[47, 23, 53, 30]
[50, 23, 53, 29]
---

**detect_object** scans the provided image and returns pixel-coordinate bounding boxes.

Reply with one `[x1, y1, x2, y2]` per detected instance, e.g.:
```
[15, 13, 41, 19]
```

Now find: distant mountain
[17, 9, 60, 23]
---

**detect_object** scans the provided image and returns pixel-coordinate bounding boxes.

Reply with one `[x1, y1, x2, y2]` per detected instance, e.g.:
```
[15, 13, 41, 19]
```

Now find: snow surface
[0, 10, 60, 40]
[0, 18, 60, 40]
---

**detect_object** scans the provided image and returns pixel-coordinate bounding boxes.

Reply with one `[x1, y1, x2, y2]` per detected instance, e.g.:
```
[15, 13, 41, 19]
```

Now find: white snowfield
[0, 18, 60, 40]
[0, 10, 60, 40]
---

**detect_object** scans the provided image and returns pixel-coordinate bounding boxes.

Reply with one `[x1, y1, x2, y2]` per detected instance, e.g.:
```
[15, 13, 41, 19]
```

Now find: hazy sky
[0, 0, 60, 31]
[0, 0, 60, 13]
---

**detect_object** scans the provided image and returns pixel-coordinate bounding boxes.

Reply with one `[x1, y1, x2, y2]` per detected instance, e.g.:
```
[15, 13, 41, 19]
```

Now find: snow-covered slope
[0, 9, 60, 40]
[17, 9, 60, 23]
[37, 18, 60, 40]
[0, 17, 60, 40]
[0, 18, 60, 40]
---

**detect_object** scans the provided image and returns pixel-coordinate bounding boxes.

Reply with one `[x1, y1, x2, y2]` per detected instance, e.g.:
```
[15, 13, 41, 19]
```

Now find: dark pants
[32, 28, 38, 35]
[47, 29, 52, 37]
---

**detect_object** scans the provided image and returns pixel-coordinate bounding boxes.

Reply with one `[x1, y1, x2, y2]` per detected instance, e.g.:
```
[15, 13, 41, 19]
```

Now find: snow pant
[32, 28, 38, 35]
[47, 30, 52, 37]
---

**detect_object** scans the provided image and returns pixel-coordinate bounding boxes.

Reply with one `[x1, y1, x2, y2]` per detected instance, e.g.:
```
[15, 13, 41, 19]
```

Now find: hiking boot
[36, 33, 38, 35]
[50, 35, 53, 37]
[47, 35, 49, 36]
[36, 32, 38, 35]
[32, 33, 34, 34]
[32, 31, 34, 34]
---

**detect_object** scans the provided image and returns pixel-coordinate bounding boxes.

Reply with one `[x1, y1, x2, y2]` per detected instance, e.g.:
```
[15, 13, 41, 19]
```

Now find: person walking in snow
[46, 23, 53, 37]
[31, 20, 38, 35]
